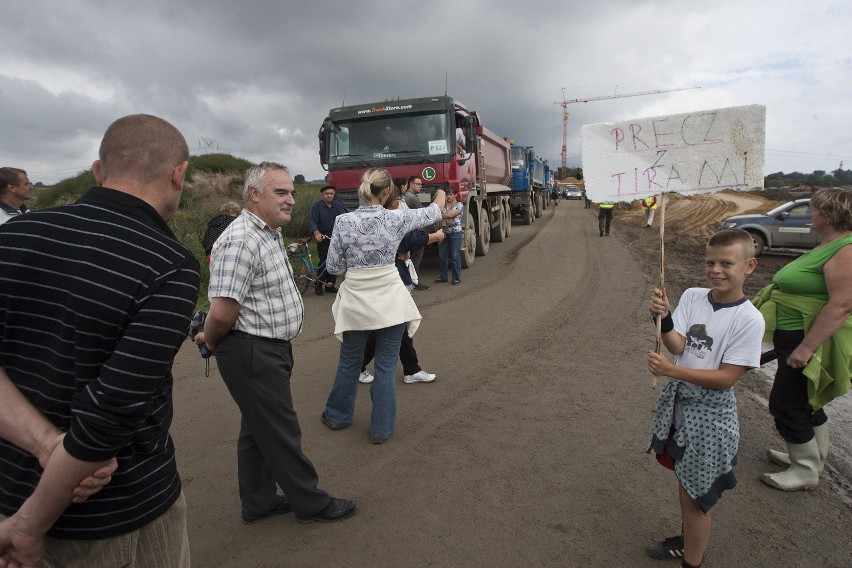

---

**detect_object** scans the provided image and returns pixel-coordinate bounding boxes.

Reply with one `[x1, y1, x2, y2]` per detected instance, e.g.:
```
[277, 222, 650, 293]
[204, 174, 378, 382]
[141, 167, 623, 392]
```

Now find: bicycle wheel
[291, 257, 312, 294]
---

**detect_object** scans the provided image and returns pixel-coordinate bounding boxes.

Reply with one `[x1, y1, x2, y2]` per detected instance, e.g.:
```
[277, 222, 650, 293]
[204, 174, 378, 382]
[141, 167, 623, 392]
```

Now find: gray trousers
[216, 332, 330, 519]
[2, 493, 190, 568]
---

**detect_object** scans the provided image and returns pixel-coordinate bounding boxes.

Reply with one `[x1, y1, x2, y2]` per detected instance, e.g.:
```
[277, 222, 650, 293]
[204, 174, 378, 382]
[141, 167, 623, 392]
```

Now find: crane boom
[554, 85, 700, 174]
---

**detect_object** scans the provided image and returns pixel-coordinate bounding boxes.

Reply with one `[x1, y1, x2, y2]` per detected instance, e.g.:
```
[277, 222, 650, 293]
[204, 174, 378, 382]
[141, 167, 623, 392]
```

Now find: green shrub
[168, 194, 221, 310]
[179, 188, 200, 209]
[282, 183, 323, 237]
[186, 154, 253, 181]
[31, 171, 95, 209]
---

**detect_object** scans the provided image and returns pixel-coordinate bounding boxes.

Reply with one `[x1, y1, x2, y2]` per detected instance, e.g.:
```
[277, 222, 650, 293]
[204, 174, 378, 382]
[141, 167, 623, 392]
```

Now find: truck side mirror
[460, 116, 475, 154]
[318, 119, 330, 166]
[464, 137, 475, 154]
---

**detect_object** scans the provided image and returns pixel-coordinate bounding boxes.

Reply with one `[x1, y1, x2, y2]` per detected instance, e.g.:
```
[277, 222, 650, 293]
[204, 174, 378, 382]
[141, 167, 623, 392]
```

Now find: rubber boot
[767, 422, 829, 473]
[761, 438, 820, 491]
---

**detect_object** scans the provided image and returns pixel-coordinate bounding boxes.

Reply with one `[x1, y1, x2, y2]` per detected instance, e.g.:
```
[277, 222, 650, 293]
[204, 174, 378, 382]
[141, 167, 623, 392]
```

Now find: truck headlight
[724, 222, 738, 228]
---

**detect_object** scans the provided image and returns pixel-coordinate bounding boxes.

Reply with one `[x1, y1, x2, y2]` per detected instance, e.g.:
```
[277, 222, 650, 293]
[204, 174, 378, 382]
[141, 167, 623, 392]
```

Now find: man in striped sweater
[0, 114, 200, 567]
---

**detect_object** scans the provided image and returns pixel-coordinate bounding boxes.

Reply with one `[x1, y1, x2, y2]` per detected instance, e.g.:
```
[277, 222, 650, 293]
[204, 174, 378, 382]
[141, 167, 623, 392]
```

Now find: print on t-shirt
[685, 323, 714, 359]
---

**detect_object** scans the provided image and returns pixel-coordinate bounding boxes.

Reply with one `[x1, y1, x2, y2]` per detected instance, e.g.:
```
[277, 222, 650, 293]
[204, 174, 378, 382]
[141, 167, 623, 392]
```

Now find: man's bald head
[98, 114, 189, 186]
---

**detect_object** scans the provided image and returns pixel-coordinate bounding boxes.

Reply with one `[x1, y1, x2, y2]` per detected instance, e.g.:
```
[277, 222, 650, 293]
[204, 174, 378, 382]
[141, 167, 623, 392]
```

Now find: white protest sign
[581, 104, 765, 203]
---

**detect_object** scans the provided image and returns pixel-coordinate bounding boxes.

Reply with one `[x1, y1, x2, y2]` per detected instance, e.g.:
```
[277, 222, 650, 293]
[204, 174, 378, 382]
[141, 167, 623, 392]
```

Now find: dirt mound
[613, 192, 791, 300]
[185, 171, 244, 201]
[557, 176, 584, 189]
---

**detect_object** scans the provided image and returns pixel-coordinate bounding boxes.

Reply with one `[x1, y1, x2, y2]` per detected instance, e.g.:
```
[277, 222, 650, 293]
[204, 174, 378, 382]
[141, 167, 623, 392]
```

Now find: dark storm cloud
[2, 0, 850, 183]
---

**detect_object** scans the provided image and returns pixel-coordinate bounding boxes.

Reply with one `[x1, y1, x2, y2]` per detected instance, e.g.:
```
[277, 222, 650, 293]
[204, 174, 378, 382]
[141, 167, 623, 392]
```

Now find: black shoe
[414, 283, 430, 290]
[451, 281, 459, 285]
[241, 495, 293, 524]
[325, 285, 339, 294]
[370, 432, 391, 444]
[599, 229, 604, 237]
[297, 497, 357, 524]
[434, 278, 448, 283]
[321, 411, 348, 431]
[315, 286, 324, 296]
[647, 534, 684, 559]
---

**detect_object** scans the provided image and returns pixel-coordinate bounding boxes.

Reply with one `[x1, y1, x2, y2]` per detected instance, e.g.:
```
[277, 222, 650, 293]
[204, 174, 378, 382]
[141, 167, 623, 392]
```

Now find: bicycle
[286, 235, 330, 295]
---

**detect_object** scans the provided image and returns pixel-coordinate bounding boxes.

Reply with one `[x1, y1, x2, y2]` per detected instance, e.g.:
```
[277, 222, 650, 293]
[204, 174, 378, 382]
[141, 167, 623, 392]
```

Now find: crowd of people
[1, 112, 850, 567]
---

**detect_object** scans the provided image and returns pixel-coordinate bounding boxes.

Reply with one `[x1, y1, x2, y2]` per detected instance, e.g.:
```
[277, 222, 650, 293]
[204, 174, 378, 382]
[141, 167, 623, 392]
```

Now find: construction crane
[554, 86, 701, 175]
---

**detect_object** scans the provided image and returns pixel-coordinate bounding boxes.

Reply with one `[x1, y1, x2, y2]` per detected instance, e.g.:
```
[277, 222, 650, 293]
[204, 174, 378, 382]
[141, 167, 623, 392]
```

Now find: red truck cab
[318, 95, 512, 267]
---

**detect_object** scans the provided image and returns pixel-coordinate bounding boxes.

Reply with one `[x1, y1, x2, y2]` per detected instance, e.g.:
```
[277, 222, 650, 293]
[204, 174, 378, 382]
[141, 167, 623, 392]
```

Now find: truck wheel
[748, 231, 766, 256]
[522, 207, 533, 225]
[503, 202, 512, 238]
[491, 204, 505, 243]
[535, 194, 543, 218]
[476, 207, 490, 256]
[461, 213, 476, 268]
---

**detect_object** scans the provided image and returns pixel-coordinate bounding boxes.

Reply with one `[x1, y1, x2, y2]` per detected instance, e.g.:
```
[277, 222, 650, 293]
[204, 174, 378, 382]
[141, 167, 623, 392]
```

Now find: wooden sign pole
[653, 193, 666, 388]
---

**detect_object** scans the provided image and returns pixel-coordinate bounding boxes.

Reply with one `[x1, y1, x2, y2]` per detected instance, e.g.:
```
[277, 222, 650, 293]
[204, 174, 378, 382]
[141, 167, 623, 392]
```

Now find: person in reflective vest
[599, 201, 614, 237]
[642, 195, 658, 227]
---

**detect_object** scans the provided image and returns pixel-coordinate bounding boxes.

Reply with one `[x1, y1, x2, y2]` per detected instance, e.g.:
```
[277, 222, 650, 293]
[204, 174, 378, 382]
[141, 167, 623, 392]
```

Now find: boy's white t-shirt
[672, 287, 764, 377]
[670, 288, 765, 425]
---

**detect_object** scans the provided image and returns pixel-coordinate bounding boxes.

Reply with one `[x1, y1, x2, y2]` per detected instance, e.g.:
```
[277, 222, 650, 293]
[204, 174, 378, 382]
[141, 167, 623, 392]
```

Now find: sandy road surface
[171, 198, 851, 567]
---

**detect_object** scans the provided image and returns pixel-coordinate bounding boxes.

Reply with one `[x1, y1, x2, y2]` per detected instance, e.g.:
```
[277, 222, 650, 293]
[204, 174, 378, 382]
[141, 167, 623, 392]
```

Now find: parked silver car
[719, 198, 819, 255]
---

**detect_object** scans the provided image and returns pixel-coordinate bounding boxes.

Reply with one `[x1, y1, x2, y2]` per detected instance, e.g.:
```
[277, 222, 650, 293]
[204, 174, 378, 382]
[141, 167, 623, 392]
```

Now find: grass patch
[186, 154, 253, 181]
[31, 171, 95, 209]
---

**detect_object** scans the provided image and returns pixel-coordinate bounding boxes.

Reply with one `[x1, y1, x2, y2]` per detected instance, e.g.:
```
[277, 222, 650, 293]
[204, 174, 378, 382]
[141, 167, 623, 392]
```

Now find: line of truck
[318, 95, 556, 269]
[509, 143, 553, 225]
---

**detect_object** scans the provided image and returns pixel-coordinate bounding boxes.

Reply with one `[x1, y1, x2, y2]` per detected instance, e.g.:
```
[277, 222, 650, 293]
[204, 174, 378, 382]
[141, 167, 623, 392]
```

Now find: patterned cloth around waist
[648, 379, 739, 512]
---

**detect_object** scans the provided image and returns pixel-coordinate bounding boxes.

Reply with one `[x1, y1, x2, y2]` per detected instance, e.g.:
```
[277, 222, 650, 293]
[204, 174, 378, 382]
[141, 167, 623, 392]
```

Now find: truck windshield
[511, 147, 527, 170]
[329, 111, 450, 163]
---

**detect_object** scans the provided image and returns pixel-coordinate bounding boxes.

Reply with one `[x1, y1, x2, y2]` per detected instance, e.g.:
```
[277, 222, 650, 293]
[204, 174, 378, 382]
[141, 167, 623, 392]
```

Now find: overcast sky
[2, 0, 850, 185]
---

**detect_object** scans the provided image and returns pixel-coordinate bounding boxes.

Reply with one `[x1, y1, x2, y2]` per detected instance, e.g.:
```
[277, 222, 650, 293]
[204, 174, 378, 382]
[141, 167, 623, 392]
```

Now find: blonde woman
[756, 188, 852, 491]
[321, 168, 445, 443]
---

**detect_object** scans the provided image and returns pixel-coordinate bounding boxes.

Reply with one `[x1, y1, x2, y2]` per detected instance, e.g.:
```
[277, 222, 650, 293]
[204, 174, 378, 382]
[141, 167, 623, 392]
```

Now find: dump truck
[509, 144, 551, 224]
[318, 95, 513, 268]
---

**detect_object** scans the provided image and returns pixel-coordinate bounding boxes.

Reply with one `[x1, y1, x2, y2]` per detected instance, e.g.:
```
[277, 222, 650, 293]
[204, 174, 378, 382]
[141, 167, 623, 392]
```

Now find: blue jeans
[438, 230, 462, 282]
[324, 323, 406, 440]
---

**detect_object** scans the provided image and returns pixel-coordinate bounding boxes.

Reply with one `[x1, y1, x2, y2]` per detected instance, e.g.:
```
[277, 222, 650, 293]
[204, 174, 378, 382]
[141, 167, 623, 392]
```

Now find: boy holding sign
[645, 229, 764, 567]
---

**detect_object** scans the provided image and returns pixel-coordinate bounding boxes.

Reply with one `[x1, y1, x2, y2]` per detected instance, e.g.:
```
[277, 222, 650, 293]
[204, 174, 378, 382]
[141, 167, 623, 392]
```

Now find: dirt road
[171, 198, 851, 567]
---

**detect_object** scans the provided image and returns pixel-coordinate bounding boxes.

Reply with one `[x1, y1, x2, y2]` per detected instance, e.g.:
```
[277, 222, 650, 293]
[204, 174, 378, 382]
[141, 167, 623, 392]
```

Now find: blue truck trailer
[508, 144, 549, 225]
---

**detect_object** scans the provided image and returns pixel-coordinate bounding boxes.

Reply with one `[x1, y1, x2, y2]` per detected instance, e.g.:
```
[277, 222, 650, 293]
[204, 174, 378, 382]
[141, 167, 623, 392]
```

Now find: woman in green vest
[753, 188, 852, 491]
